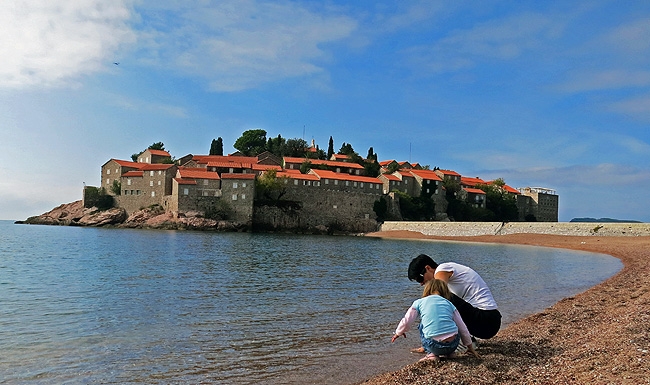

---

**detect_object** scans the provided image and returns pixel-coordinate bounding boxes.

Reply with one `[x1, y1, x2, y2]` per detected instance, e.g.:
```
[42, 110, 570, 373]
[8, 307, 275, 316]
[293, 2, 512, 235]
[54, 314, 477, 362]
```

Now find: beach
[358, 231, 650, 385]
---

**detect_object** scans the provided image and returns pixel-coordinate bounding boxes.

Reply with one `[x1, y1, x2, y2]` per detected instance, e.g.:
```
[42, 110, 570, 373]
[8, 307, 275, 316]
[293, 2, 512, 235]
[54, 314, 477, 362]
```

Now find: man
[408, 254, 501, 341]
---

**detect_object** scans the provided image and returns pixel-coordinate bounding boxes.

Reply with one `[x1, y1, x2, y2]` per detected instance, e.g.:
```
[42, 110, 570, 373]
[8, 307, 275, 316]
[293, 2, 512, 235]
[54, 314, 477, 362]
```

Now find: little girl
[391, 279, 479, 361]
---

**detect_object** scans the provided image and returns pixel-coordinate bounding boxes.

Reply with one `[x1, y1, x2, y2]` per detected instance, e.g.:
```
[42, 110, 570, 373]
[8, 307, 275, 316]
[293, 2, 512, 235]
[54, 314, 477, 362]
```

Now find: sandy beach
[357, 231, 650, 385]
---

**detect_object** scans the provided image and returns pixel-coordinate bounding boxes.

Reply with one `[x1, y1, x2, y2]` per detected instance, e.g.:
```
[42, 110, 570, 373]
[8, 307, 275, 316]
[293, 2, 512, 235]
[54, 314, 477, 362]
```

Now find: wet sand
[356, 231, 650, 385]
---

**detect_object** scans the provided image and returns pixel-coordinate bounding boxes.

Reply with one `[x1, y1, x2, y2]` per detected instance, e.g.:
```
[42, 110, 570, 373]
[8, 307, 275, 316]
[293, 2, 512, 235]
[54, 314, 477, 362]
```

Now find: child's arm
[452, 309, 480, 358]
[391, 307, 418, 343]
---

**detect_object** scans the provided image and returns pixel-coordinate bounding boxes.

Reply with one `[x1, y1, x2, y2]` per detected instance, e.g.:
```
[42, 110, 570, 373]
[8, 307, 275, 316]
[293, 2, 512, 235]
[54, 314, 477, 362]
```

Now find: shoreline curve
[355, 231, 649, 385]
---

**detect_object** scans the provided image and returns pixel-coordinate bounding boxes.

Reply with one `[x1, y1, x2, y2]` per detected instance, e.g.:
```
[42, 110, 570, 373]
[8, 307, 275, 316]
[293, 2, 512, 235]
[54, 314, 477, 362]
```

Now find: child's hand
[467, 345, 480, 358]
[391, 333, 406, 343]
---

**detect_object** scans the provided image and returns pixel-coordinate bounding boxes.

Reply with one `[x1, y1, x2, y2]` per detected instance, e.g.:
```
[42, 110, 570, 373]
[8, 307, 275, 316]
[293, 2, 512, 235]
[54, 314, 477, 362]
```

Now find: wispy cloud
[405, 12, 565, 74]
[135, 1, 356, 92]
[0, 0, 136, 89]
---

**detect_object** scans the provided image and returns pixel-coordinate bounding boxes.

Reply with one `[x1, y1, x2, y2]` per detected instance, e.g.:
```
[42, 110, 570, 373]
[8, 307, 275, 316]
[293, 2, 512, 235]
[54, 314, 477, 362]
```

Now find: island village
[90, 135, 559, 234]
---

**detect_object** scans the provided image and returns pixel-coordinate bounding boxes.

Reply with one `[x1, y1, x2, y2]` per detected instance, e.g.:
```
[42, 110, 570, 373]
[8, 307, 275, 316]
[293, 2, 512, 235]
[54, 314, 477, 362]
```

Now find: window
[150, 171, 154, 177]
[203, 191, 209, 196]
[232, 194, 237, 200]
[106, 178, 110, 185]
[204, 180, 209, 185]
[151, 191, 155, 197]
[242, 182, 247, 187]
[241, 194, 246, 200]
[427, 189, 430, 194]
[150, 181, 154, 187]
[183, 188, 189, 195]
[136, 190, 140, 195]
[233, 182, 238, 188]
[360, 182, 364, 188]
[158, 181, 161, 186]
[345, 181, 349, 186]
[325, 179, 329, 185]
[127, 179, 132, 186]
[107, 169, 110, 175]
[334, 180, 338, 185]
[115, 168, 118, 174]
[229, 168, 234, 173]
[158, 170, 162, 175]
[333, 205, 337, 209]
[294, 180, 298, 185]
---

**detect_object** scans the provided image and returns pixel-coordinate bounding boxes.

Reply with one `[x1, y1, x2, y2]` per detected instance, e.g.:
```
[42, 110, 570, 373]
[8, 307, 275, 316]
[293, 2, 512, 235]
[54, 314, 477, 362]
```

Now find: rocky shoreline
[358, 231, 649, 385]
[16, 200, 249, 231]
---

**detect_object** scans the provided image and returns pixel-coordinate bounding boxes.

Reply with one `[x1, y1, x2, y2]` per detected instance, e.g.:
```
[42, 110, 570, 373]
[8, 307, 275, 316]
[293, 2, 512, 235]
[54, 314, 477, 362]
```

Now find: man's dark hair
[408, 254, 438, 281]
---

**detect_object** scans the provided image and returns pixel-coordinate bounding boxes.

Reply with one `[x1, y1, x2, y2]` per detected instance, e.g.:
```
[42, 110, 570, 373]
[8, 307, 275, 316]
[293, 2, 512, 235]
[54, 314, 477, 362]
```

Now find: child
[391, 279, 479, 361]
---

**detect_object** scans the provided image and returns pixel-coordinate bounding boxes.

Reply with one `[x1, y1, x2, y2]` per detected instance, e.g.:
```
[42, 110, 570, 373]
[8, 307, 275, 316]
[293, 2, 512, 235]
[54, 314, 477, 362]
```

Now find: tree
[111, 180, 122, 195]
[327, 136, 334, 159]
[367, 147, 376, 161]
[210, 137, 223, 155]
[149, 142, 165, 150]
[373, 197, 388, 222]
[267, 134, 286, 156]
[285, 138, 308, 157]
[300, 159, 312, 174]
[256, 170, 287, 200]
[234, 129, 267, 156]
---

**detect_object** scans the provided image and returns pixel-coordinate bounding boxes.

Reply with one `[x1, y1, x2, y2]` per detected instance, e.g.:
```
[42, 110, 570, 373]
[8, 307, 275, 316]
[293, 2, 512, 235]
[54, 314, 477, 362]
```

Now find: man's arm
[434, 270, 452, 282]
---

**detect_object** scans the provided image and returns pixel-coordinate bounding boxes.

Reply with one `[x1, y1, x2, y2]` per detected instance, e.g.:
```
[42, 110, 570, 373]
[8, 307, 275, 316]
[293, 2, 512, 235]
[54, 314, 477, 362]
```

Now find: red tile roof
[193, 155, 258, 165]
[251, 164, 282, 171]
[380, 173, 401, 181]
[177, 168, 221, 180]
[147, 149, 171, 157]
[437, 169, 461, 177]
[275, 171, 320, 181]
[310, 169, 383, 185]
[463, 187, 486, 195]
[283, 157, 364, 169]
[461, 177, 486, 186]
[221, 173, 256, 180]
[175, 178, 197, 185]
[111, 159, 142, 168]
[206, 161, 252, 169]
[408, 169, 443, 181]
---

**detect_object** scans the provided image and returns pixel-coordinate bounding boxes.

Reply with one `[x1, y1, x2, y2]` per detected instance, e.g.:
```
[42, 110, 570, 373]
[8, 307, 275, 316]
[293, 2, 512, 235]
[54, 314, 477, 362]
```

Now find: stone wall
[379, 221, 650, 237]
[253, 187, 382, 233]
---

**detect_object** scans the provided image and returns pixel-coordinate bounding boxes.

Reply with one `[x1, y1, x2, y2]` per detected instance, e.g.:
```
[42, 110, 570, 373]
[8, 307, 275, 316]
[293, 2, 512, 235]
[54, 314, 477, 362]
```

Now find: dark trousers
[449, 293, 501, 339]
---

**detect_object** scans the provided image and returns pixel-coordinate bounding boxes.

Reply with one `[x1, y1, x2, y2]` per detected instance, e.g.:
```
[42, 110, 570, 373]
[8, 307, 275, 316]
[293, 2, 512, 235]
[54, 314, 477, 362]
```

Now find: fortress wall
[254, 188, 382, 233]
[379, 221, 650, 237]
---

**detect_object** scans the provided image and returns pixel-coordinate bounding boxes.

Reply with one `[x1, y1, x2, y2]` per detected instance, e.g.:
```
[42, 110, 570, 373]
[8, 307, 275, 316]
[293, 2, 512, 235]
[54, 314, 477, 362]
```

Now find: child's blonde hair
[422, 279, 452, 300]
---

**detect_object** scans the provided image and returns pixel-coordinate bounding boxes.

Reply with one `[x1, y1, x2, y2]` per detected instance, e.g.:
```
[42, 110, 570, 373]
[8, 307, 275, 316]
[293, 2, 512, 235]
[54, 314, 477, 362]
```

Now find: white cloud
[603, 17, 650, 55]
[607, 95, 650, 121]
[406, 12, 565, 73]
[136, 1, 357, 92]
[556, 70, 650, 93]
[0, 0, 136, 89]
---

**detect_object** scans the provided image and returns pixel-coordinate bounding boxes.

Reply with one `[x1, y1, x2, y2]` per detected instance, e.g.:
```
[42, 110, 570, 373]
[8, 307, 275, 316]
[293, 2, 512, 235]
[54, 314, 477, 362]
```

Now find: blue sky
[1, 1, 649, 222]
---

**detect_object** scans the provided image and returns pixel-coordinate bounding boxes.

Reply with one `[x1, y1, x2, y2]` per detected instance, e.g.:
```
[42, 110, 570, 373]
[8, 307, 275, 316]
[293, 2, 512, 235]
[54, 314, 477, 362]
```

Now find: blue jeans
[419, 324, 460, 356]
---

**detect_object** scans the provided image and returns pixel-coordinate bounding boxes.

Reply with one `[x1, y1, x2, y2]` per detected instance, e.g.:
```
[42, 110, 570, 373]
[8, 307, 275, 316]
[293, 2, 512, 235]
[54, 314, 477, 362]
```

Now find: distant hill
[570, 217, 642, 223]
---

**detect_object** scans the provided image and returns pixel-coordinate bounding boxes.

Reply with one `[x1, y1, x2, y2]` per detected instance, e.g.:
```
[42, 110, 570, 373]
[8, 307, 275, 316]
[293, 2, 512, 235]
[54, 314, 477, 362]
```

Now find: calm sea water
[0, 221, 621, 384]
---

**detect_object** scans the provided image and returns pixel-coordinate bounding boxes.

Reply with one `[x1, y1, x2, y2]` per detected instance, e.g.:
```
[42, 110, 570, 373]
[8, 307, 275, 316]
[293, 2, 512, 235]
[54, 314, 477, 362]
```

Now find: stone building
[517, 187, 559, 222]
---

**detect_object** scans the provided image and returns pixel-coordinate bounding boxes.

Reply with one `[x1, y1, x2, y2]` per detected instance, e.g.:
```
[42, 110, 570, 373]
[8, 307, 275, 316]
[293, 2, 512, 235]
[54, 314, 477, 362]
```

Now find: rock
[76, 208, 127, 226]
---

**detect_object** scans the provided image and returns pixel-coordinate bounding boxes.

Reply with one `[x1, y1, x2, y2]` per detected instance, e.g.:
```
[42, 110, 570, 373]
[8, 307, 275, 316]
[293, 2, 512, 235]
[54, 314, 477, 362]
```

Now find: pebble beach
[358, 231, 650, 385]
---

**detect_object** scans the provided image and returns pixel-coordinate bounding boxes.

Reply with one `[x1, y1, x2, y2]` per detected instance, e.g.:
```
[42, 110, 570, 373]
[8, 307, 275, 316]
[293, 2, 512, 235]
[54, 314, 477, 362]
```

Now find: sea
[0, 220, 622, 384]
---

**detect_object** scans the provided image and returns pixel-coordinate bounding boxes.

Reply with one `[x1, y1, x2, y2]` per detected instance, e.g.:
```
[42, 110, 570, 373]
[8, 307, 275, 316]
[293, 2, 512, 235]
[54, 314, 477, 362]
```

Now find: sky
[1, 1, 649, 222]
